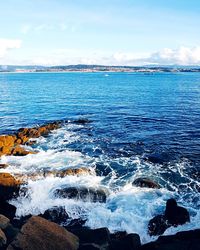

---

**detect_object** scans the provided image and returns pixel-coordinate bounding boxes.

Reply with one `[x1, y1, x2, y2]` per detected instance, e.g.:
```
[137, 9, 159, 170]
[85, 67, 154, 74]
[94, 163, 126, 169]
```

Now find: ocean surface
[0, 72, 200, 243]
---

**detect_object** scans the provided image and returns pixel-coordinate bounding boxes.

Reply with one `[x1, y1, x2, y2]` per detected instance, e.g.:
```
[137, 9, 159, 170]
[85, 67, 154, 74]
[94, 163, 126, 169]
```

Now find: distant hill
[0, 64, 200, 73]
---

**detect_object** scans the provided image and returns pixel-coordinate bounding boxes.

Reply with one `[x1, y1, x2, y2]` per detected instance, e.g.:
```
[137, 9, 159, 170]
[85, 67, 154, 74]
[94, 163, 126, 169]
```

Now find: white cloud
[21, 25, 31, 34]
[0, 39, 22, 58]
[112, 46, 200, 66]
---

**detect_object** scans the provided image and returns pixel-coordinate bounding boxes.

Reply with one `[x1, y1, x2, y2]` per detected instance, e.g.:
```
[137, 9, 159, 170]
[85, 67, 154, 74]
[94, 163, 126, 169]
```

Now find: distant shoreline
[1, 64, 200, 73]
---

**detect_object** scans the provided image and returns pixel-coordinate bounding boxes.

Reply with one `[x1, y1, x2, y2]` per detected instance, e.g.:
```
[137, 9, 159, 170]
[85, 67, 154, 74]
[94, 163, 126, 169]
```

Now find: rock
[3, 224, 19, 245]
[165, 198, 190, 226]
[79, 243, 101, 250]
[0, 121, 61, 157]
[110, 233, 141, 250]
[0, 228, 7, 247]
[0, 164, 9, 169]
[133, 177, 161, 189]
[74, 118, 91, 125]
[148, 199, 190, 236]
[148, 215, 169, 236]
[54, 186, 107, 203]
[141, 229, 200, 250]
[0, 214, 10, 229]
[40, 206, 69, 224]
[11, 145, 36, 156]
[44, 167, 92, 178]
[0, 173, 22, 201]
[0, 202, 16, 220]
[72, 227, 110, 247]
[8, 216, 79, 250]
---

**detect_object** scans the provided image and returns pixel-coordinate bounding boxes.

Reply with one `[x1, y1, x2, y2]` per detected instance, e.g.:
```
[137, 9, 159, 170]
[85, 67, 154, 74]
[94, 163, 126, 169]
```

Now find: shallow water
[0, 72, 200, 243]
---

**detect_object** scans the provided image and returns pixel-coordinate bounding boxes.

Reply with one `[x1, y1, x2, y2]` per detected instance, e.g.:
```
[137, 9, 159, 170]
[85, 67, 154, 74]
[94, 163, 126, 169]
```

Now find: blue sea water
[0, 72, 200, 242]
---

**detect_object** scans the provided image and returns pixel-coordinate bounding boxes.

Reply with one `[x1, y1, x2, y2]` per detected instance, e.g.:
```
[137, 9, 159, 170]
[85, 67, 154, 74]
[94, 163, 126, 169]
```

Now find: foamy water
[0, 123, 199, 244]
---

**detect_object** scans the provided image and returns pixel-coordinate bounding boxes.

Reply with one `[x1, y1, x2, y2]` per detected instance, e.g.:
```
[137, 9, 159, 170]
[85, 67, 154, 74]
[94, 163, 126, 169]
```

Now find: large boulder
[148, 199, 190, 236]
[54, 186, 107, 203]
[7, 216, 79, 250]
[110, 233, 141, 250]
[165, 198, 190, 226]
[133, 177, 161, 189]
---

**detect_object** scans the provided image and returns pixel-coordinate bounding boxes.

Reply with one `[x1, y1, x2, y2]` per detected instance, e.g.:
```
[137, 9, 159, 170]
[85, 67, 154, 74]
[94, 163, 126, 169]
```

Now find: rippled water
[0, 72, 200, 243]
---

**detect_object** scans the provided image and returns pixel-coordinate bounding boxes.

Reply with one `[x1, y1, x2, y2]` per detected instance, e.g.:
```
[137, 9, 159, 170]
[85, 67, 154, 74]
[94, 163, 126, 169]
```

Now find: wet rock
[11, 145, 36, 156]
[44, 167, 92, 178]
[0, 135, 16, 148]
[141, 229, 200, 250]
[3, 223, 19, 245]
[148, 214, 169, 236]
[74, 118, 91, 125]
[165, 198, 190, 226]
[0, 121, 61, 157]
[133, 177, 161, 189]
[54, 186, 107, 203]
[40, 206, 69, 224]
[79, 243, 101, 250]
[148, 199, 190, 236]
[110, 233, 141, 250]
[0, 214, 10, 230]
[0, 202, 16, 220]
[0, 228, 7, 247]
[0, 173, 23, 201]
[7, 216, 79, 250]
[72, 227, 110, 247]
[0, 164, 9, 169]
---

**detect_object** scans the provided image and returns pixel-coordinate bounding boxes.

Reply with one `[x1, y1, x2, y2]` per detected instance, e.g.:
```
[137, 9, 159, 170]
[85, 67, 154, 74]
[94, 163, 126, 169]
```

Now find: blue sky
[1, 0, 200, 65]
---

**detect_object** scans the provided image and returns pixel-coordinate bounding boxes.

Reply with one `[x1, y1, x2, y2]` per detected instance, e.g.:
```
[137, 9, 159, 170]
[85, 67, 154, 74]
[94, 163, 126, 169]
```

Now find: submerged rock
[7, 216, 79, 250]
[148, 199, 190, 236]
[54, 186, 107, 203]
[133, 177, 161, 189]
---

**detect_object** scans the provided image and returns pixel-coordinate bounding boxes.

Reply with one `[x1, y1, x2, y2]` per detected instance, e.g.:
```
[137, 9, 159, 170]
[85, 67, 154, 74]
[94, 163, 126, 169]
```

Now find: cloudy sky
[1, 0, 200, 66]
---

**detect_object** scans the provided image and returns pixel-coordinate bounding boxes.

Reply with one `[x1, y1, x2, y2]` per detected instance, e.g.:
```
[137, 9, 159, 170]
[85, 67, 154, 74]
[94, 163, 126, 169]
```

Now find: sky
[1, 0, 200, 66]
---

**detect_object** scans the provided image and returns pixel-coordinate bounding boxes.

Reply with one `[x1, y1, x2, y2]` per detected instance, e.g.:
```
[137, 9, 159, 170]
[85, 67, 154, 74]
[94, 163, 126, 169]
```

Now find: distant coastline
[1, 64, 200, 73]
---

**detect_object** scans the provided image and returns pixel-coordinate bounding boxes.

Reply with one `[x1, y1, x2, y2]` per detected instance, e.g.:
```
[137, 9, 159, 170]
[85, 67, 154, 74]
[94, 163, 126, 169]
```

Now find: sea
[0, 72, 200, 243]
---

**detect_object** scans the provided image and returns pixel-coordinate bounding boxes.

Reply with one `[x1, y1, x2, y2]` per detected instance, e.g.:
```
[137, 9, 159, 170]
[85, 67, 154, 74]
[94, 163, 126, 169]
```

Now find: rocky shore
[0, 121, 199, 250]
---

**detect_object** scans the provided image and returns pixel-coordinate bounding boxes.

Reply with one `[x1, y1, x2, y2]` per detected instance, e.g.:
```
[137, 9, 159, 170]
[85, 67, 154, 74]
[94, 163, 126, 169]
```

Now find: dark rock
[72, 227, 110, 247]
[110, 233, 141, 250]
[54, 186, 107, 203]
[0, 228, 7, 248]
[0, 164, 9, 169]
[7, 216, 79, 250]
[133, 178, 161, 189]
[148, 215, 169, 236]
[40, 206, 69, 224]
[0, 202, 16, 220]
[11, 214, 32, 229]
[3, 223, 19, 245]
[141, 229, 200, 250]
[0, 214, 10, 231]
[65, 218, 86, 231]
[79, 243, 101, 250]
[74, 119, 91, 125]
[165, 198, 190, 226]
[148, 199, 190, 236]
